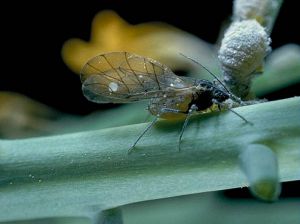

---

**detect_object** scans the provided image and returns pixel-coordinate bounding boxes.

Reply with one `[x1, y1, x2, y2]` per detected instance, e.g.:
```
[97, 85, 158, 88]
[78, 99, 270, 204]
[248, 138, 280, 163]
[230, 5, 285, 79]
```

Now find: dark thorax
[192, 80, 230, 111]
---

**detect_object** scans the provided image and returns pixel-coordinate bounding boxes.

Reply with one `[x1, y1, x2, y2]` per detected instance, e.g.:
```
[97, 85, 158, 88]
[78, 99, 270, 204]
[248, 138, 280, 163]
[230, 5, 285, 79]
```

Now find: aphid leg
[178, 104, 198, 151]
[161, 108, 183, 113]
[129, 106, 195, 154]
[128, 116, 159, 154]
[227, 107, 252, 124]
[213, 99, 251, 124]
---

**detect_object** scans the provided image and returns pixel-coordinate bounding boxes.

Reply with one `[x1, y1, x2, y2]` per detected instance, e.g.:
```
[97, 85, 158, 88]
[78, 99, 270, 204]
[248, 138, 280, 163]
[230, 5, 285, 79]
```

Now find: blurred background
[0, 0, 299, 223]
[1, 0, 299, 114]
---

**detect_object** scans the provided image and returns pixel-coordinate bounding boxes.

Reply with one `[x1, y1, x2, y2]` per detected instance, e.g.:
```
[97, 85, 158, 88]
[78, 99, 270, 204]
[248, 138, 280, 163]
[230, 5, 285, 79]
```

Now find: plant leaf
[0, 97, 299, 222]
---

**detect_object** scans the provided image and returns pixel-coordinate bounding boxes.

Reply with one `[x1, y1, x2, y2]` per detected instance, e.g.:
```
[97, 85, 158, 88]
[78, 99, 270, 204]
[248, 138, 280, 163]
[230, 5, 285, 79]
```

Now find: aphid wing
[82, 74, 180, 103]
[82, 75, 129, 103]
[122, 54, 193, 89]
[81, 52, 129, 82]
[81, 52, 149, 103]
[80, 52, 194, 104]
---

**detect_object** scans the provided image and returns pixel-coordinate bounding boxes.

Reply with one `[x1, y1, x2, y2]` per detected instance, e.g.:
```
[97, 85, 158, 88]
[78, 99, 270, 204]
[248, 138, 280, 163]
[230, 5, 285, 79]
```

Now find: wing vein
[151, 62, 161, 90]
[125, 52, 144, 87]
[102, 54, 131, 93]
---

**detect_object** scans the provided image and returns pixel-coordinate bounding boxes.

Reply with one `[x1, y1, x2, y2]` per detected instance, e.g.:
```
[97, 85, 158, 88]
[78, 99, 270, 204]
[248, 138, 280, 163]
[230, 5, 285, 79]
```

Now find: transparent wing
[80, 52, 194, 103]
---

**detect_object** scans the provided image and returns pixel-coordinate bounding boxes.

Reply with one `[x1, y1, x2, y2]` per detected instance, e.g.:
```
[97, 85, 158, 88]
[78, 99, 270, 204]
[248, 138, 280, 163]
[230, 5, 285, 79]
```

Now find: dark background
[1, 0, 299, 115]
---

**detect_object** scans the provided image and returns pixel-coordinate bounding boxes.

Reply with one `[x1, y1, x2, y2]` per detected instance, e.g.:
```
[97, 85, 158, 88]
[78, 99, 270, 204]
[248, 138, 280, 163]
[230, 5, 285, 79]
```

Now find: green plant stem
[0, 97, 299, 222]
[252, 44, 300, 97]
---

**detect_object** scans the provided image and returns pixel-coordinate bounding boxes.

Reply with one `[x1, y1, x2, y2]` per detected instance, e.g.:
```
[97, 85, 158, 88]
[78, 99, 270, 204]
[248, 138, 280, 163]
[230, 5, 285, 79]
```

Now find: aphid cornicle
[80, 51, 248, 152]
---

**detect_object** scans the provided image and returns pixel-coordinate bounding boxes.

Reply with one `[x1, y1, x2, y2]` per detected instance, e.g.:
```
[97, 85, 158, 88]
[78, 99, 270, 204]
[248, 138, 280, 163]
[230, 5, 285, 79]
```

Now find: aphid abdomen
[148, 95, 192, 120]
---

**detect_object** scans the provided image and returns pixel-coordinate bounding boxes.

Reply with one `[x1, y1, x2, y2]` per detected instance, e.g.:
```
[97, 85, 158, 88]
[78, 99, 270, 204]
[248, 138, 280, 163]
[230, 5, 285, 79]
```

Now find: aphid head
[200, 80, 247, 106]
[179, 53, 244, 105]
[195, 79, 214, 90]
[212, 87, 230, 102]
[211, 82, 243, 105]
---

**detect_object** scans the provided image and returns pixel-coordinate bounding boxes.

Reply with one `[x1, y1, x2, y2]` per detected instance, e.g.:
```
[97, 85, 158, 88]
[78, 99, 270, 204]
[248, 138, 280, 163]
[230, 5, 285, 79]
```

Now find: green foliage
[1, 97, 299, 223]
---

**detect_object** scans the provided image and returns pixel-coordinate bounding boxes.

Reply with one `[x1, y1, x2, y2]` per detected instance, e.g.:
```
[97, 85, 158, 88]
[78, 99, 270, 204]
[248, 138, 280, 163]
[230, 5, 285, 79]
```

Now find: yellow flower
[62, 10, 214, 75]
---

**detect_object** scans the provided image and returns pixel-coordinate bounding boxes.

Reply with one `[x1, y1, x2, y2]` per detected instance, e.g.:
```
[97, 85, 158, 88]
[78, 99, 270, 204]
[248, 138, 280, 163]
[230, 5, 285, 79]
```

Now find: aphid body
[80, 52, 245, 151]
[148, 79, 230, 119]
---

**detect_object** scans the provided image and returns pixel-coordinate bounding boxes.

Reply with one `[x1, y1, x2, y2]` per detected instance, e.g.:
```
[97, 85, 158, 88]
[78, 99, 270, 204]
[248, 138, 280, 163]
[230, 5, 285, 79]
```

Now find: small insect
[80, 52, 249, 152]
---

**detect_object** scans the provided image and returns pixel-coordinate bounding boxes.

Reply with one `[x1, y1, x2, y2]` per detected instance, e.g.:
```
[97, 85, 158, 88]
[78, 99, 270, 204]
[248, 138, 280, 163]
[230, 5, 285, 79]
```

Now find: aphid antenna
[178, 53, 230, 90]
[179, 53, 243, 104]
[180, 53, 251, 123]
